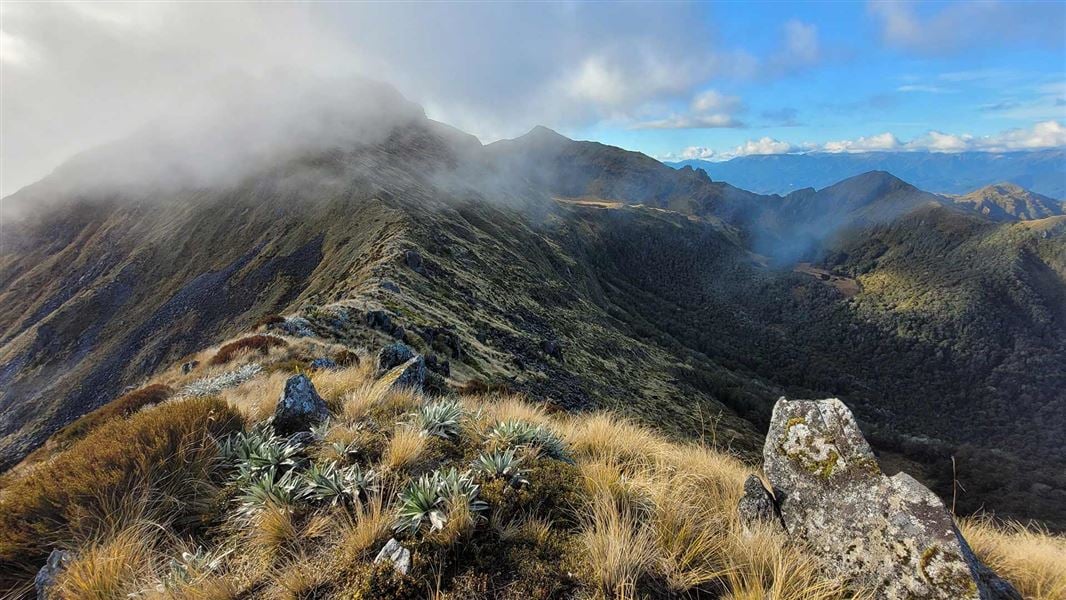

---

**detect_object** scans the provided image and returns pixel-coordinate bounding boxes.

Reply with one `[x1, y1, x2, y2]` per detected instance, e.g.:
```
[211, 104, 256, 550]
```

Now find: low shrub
[0, 396, 241, 593]
[209, 335, 288, 366]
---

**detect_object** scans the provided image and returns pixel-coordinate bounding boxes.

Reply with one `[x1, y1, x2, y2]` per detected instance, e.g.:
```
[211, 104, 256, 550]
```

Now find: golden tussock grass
[220, 370, 290, 421]
[247, 504, 302, 558]
[334, 493, 393, 562]
[579, 492, 659, 598]
[0, 397, 241, 593]
[57, 524, 159, 600]
[381, 424, 428, 472]
[312, 362, 377, 414]
[339, 363, 421, 422]
[962, 516, 1066, 600]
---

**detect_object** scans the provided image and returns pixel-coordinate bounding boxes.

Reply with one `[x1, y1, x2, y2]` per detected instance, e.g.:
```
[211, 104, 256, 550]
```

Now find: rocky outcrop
[35, 549, 69, 599]
[758, 397, 1020, 600]
[378, 343, 426, 390]
[273, 374, 329, 435]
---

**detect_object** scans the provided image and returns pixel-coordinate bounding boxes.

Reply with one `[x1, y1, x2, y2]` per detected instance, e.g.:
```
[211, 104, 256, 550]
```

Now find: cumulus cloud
[823, 132, 902, 153]
[869, 1, 1066, 55]
[632, 89, 746, 129]
[663, 121, 1066, 163]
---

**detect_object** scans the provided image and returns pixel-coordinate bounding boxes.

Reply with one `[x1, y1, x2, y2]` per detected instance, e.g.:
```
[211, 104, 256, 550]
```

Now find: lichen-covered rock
[378, 343, 426, 390]
[273, 374, 329, 435]
[763, 397, 1020, 600]
[374, 538, 411, 575]
[35, 549, 70, 599]
[736, 474, 778, 530]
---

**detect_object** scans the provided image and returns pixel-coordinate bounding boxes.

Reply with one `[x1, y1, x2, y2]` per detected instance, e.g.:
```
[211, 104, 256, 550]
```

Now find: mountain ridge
[2, 108, 1065, 532]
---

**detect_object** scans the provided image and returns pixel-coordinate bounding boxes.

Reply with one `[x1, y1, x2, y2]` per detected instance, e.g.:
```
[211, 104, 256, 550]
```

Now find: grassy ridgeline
[0, 339, 1063, 599]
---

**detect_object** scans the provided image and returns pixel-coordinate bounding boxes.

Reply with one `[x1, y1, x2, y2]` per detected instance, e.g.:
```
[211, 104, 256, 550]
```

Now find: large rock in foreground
[273, 374, 329, 435]
[762, 397, 1019, 600]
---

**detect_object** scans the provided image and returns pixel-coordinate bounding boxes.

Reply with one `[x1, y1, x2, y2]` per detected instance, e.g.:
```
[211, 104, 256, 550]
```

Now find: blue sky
[572, 2, 1066, 161]
[3, 1, 1065, 195]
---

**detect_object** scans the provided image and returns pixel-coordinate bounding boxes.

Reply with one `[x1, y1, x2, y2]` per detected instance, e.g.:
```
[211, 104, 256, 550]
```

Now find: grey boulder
[762, 397, 1019, 600]
[273, 374, 329, 435]
[378, 343, 425, 390]
[374, 538, 411, 575]
[35, 549, 70, 599]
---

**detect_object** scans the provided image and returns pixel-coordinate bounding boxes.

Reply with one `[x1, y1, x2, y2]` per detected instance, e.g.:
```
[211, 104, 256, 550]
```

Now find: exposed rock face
[762, 397, 1020, 600]
[378, 343, 426, 390]
[273, 374, 329, 435]
[374, 538, 411, 575]
[736, 474, 778, 529]
[35, 549, 69, 599]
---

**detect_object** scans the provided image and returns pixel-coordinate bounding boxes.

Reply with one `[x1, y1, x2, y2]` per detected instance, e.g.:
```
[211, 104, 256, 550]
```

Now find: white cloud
[734, 137, 795, 156]
[868, 1, 1066, 55]
[0, 2, 728, 195]
[782, 20, 820, 65]
[681, 146, 716, 160]
[632, 89, 745, 129]
[663, 121, 1066, 163]
[896, 85, 953, 94]
[823, 132, 901, 153]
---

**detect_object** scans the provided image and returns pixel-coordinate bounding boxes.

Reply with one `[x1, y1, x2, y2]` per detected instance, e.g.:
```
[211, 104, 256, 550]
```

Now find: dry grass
[219, 370, 290, 421]
[247, 504, 302, 558]
[312, 362, 377, 414]
[273, 553, 323, 600]
[335, 494, 393, 561]
[562, 412, 671, 469]
[962, 517, 1066, 600]
[57, 524, 158, 600]
[339, 363, 421, 422]
[580, 492, 659, 598]
[12, 359, 1063, 600]
[0, 397, 241, 593]
[381, 424, 428, 472]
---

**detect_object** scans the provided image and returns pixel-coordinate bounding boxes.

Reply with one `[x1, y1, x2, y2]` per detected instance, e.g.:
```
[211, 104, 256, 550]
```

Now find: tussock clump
[0, 396, 241, 593]
[962, 517, 1066, 600]
[47, 384, 174, 451]
[209, 335, 288, 366]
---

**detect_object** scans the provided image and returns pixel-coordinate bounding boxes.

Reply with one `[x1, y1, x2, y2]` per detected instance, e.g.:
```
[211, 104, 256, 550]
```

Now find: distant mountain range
[668, 150, 1066, 199]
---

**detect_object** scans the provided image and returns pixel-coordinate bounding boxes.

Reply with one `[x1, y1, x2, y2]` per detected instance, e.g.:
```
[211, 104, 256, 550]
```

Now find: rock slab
[378, 343, 426, 390]
[762, 397, 1020, 600]
[273, 374, 329, 435]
